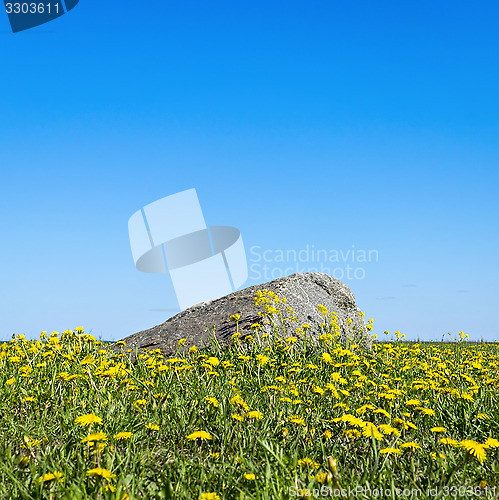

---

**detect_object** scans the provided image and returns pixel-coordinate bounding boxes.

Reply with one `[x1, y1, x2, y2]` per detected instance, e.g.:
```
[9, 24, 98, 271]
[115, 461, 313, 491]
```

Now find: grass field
[1, 289, 498, 499]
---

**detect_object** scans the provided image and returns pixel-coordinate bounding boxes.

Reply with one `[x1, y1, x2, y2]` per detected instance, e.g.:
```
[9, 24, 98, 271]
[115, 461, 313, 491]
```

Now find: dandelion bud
[327, 456, 338, 473]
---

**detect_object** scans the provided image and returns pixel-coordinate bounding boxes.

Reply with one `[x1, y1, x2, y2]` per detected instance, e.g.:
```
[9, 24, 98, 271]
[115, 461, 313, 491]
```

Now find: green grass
[1, 291, 498, 499]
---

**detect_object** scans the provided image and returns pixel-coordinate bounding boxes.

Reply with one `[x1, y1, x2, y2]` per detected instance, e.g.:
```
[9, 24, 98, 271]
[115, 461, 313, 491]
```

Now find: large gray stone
[112, 272, 371, 360]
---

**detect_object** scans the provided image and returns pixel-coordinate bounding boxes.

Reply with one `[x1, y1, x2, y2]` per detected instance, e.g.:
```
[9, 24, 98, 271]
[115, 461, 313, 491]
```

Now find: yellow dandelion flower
[246, 411, 263, 420]
[81, 432, 107, 443]
[378, 424, 400, 436]
[297, 457, 321, 469]
[460, 440, 487, 464]
[430, 427, 447, 433]
[405, 399, 421, 407]
[244, 473, 256, 480]
[460, 392, 474, 402]
[420, 408, 435, 416]
[476, 413, 490, 420]
[380, 447, 402, 455]
[316, 472, 328, 483]
[231, 414, 244, 422]
[400, 442, 420, 451]
[86, 467, 116, 481]
[145, 423, 159, 430]
[341, 414, 364, 427]
[187, 431, 213, 441]
[230, 395, 250, 411]
[38, 471, 64, 484]
[391, 418, 409, 430]
[205, 397, 219, 407]
[200, 494, 220, 500]
[362, 422, 383, 440]
[483, 438, 499, 449]
[23, 436, 40, 447]
[318, 304, 328, 316]
[6, 378, 15, 386]
[288, 415, 305, 426]
[114, 432, 132, 440]
[374, 408, 391, 419]
[256, 354, 270, 365]
[343, 429, 362, 438]
[75, 414, 102, 427]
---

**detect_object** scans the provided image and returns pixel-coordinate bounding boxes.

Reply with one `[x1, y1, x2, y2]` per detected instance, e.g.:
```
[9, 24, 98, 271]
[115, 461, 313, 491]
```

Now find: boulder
[112, 272, 371, 360]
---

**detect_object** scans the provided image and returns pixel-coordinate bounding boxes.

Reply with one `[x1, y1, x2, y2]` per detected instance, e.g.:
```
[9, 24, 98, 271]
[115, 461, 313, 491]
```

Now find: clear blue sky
[1, 1, 498, 342]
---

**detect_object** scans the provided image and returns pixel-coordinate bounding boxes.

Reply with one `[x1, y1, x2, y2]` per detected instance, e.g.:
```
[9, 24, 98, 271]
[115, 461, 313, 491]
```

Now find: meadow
[1, 289, 498, 499]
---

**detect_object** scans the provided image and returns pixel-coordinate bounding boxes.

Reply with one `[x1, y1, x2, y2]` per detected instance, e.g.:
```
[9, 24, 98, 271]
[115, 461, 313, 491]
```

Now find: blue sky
[1, 0, 498, 342]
